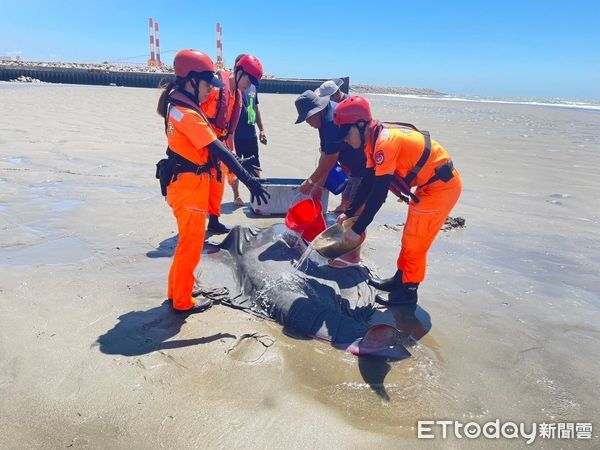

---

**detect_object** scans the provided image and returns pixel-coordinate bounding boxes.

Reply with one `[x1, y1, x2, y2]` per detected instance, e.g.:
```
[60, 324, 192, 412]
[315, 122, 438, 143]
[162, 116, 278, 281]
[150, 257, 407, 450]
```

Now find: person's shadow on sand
[146, 236, 178, 258]
[146, 236, 221, 259]
[219, 201, 245, 214]
[96, 300, 235, 356]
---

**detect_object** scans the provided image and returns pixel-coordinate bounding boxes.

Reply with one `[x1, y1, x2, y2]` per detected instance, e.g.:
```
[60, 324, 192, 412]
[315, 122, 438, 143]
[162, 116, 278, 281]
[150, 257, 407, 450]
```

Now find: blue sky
[1, 0, 599, 99]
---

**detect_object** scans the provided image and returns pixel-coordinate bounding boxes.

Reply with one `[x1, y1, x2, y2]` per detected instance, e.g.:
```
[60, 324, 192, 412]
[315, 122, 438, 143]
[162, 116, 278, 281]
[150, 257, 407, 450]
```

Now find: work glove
[236, 155, 260, 177]
[245, 177, 270, 206]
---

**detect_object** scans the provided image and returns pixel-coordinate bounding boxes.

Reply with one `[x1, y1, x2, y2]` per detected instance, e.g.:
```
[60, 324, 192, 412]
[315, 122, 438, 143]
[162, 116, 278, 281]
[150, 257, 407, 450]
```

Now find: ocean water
[372, 92, 600, 112]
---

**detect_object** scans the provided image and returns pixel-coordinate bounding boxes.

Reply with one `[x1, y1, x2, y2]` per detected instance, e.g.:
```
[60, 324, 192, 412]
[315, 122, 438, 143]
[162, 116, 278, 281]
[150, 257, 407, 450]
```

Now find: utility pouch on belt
[155, 158, 173, 197]
[435, 161, 454, 182]
[419, 160, 455, 189]
[155, 148, 213, 197]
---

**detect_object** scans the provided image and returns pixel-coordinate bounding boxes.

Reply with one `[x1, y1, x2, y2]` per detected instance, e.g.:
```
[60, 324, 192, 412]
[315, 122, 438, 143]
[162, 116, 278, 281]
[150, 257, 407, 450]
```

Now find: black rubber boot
[375, 283, 419, 306]
[368, 270, 404, 292]
[207, 215, 230, 234]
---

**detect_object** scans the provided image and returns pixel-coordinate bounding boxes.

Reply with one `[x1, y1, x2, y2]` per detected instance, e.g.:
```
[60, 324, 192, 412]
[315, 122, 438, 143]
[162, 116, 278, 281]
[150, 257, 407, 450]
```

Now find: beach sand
[1, 83, 599, 448]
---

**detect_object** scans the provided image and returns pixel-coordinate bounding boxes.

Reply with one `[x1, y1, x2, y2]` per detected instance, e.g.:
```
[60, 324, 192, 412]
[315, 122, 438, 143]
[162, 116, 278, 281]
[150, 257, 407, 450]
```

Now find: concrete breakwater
[0, 64, 349, 94]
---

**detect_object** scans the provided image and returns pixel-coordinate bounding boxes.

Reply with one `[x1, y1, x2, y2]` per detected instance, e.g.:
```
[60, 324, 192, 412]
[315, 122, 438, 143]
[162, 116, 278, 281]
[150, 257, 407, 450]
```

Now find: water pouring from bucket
[285, 198, 364, 269]
[311, 217, 366, 261]
[284, 197, 327, 242]
[285, 197, 328, 270]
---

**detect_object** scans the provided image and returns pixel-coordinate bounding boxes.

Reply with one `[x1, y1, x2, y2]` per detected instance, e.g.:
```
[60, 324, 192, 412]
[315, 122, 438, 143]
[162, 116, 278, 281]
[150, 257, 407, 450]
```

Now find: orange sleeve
[172, 107, 217, 150]
[373, 131, 399, 176]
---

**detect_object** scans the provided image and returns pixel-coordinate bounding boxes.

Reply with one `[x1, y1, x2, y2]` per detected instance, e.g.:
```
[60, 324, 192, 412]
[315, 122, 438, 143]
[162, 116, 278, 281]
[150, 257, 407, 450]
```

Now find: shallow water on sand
[0, 235, 94, 266]
[1, 86, 599, 447]
[275, 318, 449, 436]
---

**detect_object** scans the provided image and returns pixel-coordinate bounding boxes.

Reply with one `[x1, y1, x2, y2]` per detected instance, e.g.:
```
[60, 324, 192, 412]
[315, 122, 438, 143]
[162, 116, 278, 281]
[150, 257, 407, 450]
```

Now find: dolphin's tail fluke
[346, 324, 411, 360]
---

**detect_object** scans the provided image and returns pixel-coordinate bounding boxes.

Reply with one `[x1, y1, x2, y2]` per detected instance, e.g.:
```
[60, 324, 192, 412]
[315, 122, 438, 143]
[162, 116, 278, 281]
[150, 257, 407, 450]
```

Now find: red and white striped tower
[215, 22, 223, 70]
[154, 21, 162, 66]
[148, 18, 156, 67]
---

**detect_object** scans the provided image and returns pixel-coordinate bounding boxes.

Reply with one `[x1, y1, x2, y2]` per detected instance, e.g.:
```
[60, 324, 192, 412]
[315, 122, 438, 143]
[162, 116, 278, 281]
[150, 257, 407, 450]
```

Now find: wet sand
[1, 83, 599, 448]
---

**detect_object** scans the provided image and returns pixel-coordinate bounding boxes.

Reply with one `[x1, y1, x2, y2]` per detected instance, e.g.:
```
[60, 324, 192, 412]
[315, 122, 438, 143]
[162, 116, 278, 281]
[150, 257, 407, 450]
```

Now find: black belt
[167, 149, 212, 176]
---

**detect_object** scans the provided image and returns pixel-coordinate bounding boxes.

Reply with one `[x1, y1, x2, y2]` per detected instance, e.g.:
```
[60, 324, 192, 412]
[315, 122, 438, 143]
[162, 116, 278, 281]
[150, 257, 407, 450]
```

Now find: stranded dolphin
[197, 225, 410, 359]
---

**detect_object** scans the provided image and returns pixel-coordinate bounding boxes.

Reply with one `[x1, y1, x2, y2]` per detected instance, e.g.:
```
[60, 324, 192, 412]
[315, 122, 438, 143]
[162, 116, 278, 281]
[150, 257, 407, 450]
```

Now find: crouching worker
[335, 96, 462, 306]
[294, 90, 366, 208]
[156, 49, 269, 313]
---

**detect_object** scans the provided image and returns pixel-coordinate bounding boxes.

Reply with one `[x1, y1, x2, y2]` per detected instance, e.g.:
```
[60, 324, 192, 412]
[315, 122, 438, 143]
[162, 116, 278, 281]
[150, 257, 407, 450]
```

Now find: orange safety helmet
[235, 54, 263, 86]
[173, 49, 223, 87]
[333, 96, 373, 125]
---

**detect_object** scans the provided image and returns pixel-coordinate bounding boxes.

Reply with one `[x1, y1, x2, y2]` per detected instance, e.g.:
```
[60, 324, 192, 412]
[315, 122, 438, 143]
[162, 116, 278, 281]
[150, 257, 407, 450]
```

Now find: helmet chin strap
[234, 69, 244, 91]
[357, 121, 368, 150]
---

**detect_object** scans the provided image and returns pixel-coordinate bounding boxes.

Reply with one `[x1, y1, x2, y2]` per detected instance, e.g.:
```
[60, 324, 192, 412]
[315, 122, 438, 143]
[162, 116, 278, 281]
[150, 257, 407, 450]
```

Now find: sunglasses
[247, 74, 259, 87]
[337, 124, 352, 141]
[336, 121, 368, 142]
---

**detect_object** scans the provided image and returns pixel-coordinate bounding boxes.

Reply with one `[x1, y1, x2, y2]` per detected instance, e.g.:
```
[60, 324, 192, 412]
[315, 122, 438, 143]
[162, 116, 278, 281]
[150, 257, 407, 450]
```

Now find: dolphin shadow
[96, 300, 236, 356]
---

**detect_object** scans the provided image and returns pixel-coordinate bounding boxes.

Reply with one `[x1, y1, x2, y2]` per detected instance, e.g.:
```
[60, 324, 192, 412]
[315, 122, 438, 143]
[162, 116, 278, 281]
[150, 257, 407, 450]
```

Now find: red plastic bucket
[285, 198, 327, 242]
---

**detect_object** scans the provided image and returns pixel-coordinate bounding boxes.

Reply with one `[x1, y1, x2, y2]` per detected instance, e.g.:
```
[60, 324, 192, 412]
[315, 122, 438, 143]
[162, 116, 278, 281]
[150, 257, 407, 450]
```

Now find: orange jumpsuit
[201, 87, 241, 216]
[367, 127, 462, 284]
[165, 104, 217, 311]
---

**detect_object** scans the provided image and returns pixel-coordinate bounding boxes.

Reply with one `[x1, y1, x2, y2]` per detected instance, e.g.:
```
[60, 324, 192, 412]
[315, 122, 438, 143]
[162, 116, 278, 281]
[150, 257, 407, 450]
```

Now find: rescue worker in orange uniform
[156, 49, 269, 312]
[335, 96, 462, 305]
[201, 54, 264, 233]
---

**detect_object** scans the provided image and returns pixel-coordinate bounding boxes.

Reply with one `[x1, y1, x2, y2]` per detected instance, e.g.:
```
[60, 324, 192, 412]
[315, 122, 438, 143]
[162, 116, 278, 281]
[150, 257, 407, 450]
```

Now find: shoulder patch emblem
[169, 107, 184, 122]
[374, 151, 385, 165]
[167, 121, 174, 136]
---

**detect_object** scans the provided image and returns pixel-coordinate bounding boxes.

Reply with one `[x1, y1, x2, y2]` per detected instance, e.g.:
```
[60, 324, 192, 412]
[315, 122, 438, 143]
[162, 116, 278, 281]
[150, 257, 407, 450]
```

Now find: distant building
[0, 55, 21, 62]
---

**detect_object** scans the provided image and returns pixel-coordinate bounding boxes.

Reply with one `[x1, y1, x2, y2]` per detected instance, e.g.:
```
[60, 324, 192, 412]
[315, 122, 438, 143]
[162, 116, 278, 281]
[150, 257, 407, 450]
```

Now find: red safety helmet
[235, 54, 263, 84]
[174, 49, 214, 77]
[173, 49, 223, 87]
[333, 96, 372, 125]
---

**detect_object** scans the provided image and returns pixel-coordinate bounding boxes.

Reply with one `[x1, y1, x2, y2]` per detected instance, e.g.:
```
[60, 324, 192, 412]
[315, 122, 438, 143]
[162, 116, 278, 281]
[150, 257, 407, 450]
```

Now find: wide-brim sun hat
[315, 78, 344, 97]
[294, 90, 330, 124]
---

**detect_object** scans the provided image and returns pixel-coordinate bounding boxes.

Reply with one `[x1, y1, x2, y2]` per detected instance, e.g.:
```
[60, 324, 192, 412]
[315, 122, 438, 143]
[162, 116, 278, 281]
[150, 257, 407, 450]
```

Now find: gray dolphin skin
[203, 225, 411, 360]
